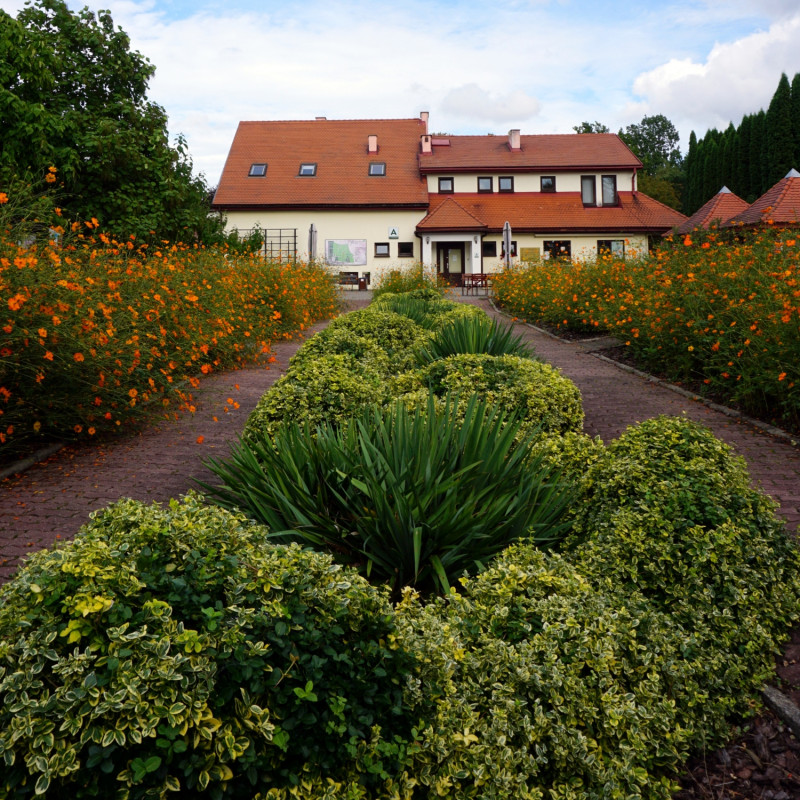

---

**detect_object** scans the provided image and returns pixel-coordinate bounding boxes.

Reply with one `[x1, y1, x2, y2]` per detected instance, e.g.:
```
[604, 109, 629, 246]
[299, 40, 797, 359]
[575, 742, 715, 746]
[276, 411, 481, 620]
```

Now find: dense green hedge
[0, 495, 416, 799]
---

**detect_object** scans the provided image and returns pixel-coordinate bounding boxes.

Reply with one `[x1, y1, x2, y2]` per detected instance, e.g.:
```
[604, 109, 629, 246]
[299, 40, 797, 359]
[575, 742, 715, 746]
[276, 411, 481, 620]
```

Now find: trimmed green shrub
[323, 309, 432, 373]
[242, 353, 389, 442]
[371, 264, 442, 298]
[396, 544, 694, 799]
[287, 327, 392, 376]
[374, 293, 484, 332]
[565, 415, 800, 742]
[396, 354, 584, 436]
[0, 494, 416, 799]
[416, 313, 537, 362]
[202, 394, 575, 598]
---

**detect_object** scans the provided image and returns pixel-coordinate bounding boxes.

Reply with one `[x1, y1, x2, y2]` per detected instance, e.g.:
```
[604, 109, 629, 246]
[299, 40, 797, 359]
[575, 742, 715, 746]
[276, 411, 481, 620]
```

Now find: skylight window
[249, 163, 267, 177]
[368, 162, 386, 176]
[299, 163, 317, 176]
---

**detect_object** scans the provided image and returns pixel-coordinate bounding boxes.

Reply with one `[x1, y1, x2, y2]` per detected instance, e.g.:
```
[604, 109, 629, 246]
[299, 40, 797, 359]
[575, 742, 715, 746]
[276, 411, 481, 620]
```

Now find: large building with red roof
[213, 114, 687, 282]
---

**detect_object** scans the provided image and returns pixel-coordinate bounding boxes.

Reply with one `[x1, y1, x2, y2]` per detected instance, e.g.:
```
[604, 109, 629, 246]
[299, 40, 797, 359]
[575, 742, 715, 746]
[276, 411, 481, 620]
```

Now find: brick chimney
[420, 134, 432, 155]
[368, 134, 378, 153]
[420, 111, 429, 132]
[508, 129, 521, 151]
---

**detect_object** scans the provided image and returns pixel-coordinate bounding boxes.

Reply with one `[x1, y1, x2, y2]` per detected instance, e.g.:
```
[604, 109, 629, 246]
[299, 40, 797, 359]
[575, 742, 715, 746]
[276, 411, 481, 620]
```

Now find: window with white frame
[581, 175, 596, 206]
[601, 175, 617, 205]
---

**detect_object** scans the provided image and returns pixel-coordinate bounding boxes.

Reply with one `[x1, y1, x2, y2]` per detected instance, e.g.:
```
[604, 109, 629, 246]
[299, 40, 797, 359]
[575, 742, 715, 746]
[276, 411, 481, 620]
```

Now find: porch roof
[416, 192, 687, 234]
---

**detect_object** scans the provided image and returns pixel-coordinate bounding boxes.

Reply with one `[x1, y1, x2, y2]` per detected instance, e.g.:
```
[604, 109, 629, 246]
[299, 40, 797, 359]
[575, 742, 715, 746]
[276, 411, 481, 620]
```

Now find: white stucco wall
[425, 171, 636, 195]
[223, 208, 425, 280]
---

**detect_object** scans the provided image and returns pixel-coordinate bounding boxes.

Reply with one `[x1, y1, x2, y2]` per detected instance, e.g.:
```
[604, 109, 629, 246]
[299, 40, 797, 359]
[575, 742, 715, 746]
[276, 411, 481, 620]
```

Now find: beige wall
[477, 233, 649, 273]
[223, 209, 424, 279]
[426, 171, 637, 195]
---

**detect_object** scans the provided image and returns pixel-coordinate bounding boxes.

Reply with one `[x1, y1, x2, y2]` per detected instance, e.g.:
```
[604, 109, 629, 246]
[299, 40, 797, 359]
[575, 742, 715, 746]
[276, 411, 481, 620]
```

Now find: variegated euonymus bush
[563, 415, 800, 744]
[242, 353, 390, 443]
[373, 292, 484, 331]
[0, 494, 417, 799]
[394, 353, 584, 436]
[396, 544, 697, 800]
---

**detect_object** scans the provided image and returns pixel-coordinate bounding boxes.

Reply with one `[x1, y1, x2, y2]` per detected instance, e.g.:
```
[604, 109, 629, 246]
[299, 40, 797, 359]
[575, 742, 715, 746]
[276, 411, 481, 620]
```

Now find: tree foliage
[619, 114, 683, 175]
[572, 120, 610, 134]
[683, 72, 800, 214]
[0, 0, 223, 242]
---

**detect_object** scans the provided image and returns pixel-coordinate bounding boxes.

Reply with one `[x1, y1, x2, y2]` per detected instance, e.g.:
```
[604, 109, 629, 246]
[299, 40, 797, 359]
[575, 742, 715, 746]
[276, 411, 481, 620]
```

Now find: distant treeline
[684, 72, 800, 214]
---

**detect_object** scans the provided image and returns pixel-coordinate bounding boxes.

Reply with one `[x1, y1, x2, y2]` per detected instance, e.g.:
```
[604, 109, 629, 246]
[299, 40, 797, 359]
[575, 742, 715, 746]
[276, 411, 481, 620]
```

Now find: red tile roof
[416, 192, 686, 233]
[419, 133, 642, 172]
[725, 169, 800, 226]
[677, 187, 749, 234]
[212, 118, 429, 208]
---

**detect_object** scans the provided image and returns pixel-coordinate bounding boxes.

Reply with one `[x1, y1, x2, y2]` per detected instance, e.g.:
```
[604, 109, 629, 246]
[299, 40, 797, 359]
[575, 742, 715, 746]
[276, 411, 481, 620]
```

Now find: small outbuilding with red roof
[676, 187, 749, 235]
[724, 169, 800, 228]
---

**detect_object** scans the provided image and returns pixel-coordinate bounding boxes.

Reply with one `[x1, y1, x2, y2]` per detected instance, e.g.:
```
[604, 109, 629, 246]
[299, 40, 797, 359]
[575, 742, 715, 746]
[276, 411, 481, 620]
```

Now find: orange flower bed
[0, 213, 337, 458]
[492, 229, 800, 429]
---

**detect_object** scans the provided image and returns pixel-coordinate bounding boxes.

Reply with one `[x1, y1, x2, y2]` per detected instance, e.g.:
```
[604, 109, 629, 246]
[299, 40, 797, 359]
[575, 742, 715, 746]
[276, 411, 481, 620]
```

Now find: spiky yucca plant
[200, 393, 574, 598]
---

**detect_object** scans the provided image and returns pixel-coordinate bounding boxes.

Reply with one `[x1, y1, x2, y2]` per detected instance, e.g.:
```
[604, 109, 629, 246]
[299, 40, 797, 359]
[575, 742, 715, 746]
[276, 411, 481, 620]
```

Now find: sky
[3, 0, 800, 187]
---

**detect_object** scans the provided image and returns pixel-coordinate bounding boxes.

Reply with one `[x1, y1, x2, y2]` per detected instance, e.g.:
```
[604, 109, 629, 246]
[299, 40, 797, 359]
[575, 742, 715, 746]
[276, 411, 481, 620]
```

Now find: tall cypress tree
[684, 131, 698, 213]
[736, 114, 752, 199]
[791, 72, 800, 171]
[721, 122, 736, 190]
[766, 72, 794, 185]
[702, 138, 720, 202]
[750, 110, 766, 198]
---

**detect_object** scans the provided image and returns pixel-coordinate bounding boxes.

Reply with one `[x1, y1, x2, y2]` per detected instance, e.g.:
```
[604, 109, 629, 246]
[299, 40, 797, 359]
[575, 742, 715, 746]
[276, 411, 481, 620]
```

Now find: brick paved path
[1, 290, 799, 585]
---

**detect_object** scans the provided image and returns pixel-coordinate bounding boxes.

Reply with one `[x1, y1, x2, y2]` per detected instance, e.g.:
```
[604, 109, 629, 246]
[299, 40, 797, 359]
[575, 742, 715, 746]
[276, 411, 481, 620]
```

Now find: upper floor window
[249, 163, 267, 177]
[498, 176, 514, 193]
[581, 175, 596, 206]
[541, 175, 556, 192]
[368, 162, 386, 176]
[299, 163, 317, 176]
[438, 177, 454, 193]
[602, 175, 617, 205]
[477, 176, 493, 193]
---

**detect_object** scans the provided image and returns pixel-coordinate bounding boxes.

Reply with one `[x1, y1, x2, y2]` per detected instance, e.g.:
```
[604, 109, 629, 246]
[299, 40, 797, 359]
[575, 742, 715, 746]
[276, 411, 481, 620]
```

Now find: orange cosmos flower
[44, 351, 54, 361]
[0, 192, 8, 204]
[196, 435, 205, 444]
[73, 352, 84, 362]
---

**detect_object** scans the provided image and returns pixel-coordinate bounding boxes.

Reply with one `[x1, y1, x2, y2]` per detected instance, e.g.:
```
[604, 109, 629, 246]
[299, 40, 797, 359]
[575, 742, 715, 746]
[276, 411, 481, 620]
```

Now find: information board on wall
[325, 239, 367, 266]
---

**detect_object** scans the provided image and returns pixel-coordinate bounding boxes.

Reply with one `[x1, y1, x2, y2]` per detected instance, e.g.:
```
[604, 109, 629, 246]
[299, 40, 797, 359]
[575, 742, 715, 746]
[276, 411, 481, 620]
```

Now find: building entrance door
[439, 243, 464, 285]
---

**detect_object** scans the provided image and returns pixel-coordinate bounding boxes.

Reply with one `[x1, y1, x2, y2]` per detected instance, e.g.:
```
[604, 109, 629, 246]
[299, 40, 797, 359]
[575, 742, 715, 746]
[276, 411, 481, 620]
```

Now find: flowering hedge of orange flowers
[0, 195, 338, 459]
[493, 228, 800, 430]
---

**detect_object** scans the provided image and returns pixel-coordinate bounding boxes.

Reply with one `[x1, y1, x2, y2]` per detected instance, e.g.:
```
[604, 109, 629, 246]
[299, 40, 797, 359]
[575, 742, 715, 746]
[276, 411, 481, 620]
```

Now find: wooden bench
[338, 271, 359, 289]
[461, 273, 493, 296]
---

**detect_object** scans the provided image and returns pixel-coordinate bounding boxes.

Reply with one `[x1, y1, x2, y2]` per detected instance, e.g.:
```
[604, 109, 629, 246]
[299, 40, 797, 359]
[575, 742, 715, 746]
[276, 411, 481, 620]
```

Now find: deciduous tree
[0, 0, 222, 242]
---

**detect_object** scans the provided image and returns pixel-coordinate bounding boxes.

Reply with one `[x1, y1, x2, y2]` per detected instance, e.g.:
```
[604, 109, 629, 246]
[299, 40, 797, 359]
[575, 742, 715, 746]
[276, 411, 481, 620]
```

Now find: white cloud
[441, 84, 541, 122]
[629, 11, 800, 138]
